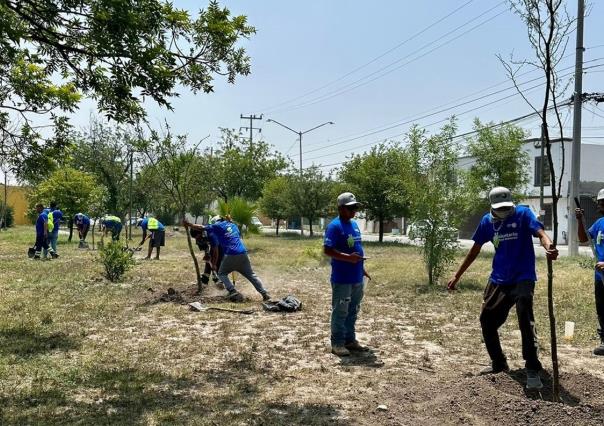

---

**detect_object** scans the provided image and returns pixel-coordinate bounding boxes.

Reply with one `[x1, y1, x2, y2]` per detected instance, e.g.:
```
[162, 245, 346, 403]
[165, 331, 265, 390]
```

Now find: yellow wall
[0, 185, 29, 225]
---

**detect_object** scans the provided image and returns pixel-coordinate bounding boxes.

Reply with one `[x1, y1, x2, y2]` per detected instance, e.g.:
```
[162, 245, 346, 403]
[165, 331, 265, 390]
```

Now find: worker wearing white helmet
[575, 188, 604, 356]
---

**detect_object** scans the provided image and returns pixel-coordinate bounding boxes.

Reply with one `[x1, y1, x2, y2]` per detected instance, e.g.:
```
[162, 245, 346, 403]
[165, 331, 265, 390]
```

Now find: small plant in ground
[99, 241, 135, 282]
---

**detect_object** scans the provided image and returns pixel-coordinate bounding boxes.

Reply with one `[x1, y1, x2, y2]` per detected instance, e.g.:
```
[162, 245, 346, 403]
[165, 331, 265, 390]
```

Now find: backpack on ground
[262, 295, 302, 313]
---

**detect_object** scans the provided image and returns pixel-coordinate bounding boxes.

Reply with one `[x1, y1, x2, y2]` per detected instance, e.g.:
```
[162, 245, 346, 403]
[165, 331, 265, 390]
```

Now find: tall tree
[28, 166, 108, 240]
[70, 118, 135, 216]
[339, 142, 409, 242]
[287, 167, 333, 237]
[405, 120, 470, 286]
[210, 129, 288, 202]
[504, 0, 574, 401]
[0, 0, 255, 179]
[464, 119, 530, 213]
[138, 128, 210, 292]
[260, 176, 291, 235]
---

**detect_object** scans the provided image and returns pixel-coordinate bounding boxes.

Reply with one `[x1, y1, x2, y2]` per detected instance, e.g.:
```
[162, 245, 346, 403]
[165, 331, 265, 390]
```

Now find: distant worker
[74, 213, 91, 248]
[575, 188, 604, 356]
[138, 217, 165, 260]
[184, 216, 271, 302]
[32, 203, 57, 260]
[101, 215, 123, 241]
[43, 201, 63, 258]
[447, 187, 558, 390]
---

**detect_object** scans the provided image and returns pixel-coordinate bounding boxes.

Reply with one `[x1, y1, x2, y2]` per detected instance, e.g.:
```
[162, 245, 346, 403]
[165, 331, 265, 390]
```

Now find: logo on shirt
[598, 231, 603, 246]
[347, 234, 355, 248]
[507, 222, 518, 229]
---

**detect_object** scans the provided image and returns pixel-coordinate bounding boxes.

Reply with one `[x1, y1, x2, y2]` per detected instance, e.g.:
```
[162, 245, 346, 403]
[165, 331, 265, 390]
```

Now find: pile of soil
[159, 287, 186, 304]
[377, 370, 604, 425]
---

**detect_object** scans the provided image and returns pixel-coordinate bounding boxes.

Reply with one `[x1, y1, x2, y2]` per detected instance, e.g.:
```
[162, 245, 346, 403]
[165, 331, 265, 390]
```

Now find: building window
[534, 156, 551, 187]
[541, 204, 553, 231]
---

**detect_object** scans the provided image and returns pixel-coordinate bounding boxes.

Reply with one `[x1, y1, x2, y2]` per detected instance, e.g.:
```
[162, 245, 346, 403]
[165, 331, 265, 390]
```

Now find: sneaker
[50, 252, 59, 259]
[479, 361, 510, 375]
[526, 369, 543, 390]
[345, 341, 370, 352]
[261, 292, 272, 302]
[331, 345, 351, 356]
[594, 342, 604, 356]
[228, 289, 244, 302]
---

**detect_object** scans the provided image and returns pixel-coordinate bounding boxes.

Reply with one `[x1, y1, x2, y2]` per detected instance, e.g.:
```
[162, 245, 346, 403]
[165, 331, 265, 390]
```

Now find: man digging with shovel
[184, 216, 271, 303]
[447, 187, 558, 390]
[138, 217, 165, 260]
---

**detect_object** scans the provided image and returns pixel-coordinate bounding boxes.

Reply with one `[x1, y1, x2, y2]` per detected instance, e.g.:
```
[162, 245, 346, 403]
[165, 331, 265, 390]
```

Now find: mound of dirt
[159, 287, 186, 304]
[377, 370, 604, 425]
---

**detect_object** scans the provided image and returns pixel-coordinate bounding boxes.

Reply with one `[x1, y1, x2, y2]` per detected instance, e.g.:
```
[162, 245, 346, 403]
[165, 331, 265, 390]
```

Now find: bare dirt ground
[1, 228, 603, 424]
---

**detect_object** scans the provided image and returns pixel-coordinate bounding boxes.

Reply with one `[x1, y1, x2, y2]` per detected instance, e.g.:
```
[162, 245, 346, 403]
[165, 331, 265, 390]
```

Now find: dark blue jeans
[595, 278, 604, 340]
[331, 282, 364, 346]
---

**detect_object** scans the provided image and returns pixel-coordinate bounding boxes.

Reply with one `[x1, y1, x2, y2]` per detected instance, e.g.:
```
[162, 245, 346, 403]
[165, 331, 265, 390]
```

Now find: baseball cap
[489, 187, 514, 209]
[597, 189, 604, 201]
[209, 215, 222, 224]
[337, 192, 361, 207]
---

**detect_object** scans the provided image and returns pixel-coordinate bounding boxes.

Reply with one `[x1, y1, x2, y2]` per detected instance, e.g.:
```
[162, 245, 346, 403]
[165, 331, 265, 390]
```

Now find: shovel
[188, 302, 254, 315]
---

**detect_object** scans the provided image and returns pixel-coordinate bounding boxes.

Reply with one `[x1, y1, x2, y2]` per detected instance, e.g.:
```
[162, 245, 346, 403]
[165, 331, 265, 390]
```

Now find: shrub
[0, 206, 14, 228]
[99, 241, 135, 282]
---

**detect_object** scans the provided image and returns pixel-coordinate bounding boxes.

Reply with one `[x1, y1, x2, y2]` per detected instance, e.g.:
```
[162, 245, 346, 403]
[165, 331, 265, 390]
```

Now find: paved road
[261, 227, 594, 257]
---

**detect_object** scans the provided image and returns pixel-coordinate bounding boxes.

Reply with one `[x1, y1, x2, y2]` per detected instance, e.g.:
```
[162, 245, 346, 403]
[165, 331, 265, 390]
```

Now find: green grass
[0, 226, 601, 424]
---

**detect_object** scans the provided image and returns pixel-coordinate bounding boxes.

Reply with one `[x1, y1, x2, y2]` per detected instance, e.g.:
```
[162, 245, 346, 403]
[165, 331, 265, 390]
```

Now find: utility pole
[240, 114, 263, 148]
[568, 0, 585, 255]
[266, 118, 335, 234]
[129, 149, 133, 240]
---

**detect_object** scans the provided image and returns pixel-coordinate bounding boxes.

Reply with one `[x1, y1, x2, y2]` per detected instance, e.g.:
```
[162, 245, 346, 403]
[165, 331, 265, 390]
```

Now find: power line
[292, 62, 604, 160]
[257, 0, 478, 113]
[265, 2, 508, 115]
[297, 57, 604, 154]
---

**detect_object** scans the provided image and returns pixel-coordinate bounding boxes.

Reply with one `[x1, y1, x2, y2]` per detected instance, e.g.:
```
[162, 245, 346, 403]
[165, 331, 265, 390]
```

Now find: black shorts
[150, 230, 165, 247]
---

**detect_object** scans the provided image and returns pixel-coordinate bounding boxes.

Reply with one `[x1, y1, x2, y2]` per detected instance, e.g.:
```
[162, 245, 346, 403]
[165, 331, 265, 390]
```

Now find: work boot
[201, 274, 210, 285]
[345, 340, 370, 352]
[50, 252, 59, 259]
[261, 292, 272, 302]
[479, 361, 510, 375]
[33, 254, 41, 260]
[526, 369, 543, 390]
[594, 340, 604, 356]
[331, 345, 351, 356]
[228, 289, 244, 302]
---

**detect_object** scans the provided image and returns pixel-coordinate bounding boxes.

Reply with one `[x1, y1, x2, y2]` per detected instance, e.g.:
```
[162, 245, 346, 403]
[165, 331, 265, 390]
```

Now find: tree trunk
[68, 219, 74, 242]
[276, 218, 280, 236]
[379, 217, 384, 242]
[183, 212, 203, 292]
[309, 218, 314, 237]
[91, 219, 96, 250]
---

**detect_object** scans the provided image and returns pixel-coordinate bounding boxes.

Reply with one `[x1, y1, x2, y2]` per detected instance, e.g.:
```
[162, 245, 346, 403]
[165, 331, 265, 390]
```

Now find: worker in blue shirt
[32, 203, 57, 260]
[74, 213, 91, 248]
[576, 188, 604, 356]
[44, 201, 63, 258]
[323, 192, 371, 357]
[101, 215, 123, 241]
[137, 217, 165, 260]
[184, 216, 270, 302]
[448, 187, 558, 390]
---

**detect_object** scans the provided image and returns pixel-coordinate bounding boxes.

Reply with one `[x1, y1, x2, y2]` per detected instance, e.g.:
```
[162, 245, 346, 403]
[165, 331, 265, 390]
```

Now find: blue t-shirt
[36, 211, 48, 235]
[324, 217, 364, 284]
[140, 218, 165, 232]
[588, 217, 604, 280]
[472, 205, 543, 285]
[74, 214, 90, 227]
[103, 219, 121, 230]
[51, 209, 63, 233]
[205, 221, 246, 255]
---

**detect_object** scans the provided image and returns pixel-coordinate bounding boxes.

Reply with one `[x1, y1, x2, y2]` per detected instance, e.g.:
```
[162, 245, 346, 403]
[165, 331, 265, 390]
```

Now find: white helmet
[598, 189, 604, 201]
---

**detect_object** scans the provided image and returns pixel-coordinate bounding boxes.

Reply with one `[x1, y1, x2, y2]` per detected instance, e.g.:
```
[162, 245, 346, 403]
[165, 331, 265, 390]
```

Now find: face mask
[491, 205, 515, 221]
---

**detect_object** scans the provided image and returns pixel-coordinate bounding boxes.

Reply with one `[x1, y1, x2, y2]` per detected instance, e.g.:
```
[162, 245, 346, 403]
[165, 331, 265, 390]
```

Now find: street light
[266, 119, 334, 173]
[266, 119, 334, 235]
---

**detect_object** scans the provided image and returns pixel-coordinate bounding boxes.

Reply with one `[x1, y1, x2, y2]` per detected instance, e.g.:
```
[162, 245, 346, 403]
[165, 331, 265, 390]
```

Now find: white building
[458, 138, 604, 244]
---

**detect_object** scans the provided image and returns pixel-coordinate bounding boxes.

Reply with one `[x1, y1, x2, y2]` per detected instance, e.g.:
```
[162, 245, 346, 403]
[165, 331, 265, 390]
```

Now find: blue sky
[5, 0, 604, 184]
